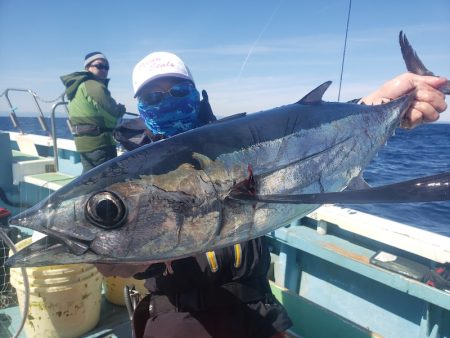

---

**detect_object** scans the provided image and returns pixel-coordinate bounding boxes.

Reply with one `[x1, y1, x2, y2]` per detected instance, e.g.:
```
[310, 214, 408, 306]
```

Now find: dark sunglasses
[90, 63, 109, 71]
[139, 82, 194, 106]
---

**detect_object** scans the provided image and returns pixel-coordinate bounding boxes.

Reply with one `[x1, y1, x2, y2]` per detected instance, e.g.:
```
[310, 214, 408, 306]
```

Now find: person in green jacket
[61, 52, 126, 173]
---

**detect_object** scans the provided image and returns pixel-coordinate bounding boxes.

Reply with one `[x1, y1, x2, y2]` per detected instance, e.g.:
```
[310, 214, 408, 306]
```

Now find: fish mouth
[5, 236, 103, 267]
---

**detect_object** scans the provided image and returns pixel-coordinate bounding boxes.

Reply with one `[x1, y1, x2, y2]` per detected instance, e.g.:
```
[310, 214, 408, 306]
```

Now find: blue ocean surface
[0, 116, 73, 139]
[0, 116, 449, 236]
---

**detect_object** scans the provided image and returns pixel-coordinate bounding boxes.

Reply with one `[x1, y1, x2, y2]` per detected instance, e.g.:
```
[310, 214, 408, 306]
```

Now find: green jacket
[60, 71, 125, 152]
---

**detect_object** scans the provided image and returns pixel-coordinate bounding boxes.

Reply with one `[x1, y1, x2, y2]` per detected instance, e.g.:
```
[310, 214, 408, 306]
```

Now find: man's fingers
[410, 74, 448, 89]
[414, 82, 447, 112]
[402, 102, 440, 129]
[400, 74, 447, 129]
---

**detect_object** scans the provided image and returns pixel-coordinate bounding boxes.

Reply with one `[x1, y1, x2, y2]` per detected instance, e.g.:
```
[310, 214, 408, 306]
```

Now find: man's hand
[95, 263, 150, 278]
[360, 73, 447, 129]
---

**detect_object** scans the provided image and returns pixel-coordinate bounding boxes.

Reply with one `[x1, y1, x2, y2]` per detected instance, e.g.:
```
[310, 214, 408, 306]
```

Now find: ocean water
[0, 116, 449, 236]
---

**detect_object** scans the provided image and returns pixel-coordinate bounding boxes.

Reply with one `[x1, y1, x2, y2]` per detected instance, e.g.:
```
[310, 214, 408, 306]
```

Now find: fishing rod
[337, 0, 352, 102]
[125, 112, 139, 116]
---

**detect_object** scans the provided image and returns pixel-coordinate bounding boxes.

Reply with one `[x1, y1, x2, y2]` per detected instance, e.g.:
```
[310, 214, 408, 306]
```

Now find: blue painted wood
[0, 132, 13, 189]
[271, 225, 450, 311]
[268, 224, 450, 338]
[278, 243, 299, 291]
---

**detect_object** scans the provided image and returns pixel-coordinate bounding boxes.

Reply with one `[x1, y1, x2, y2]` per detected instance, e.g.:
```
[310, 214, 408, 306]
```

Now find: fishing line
[236, 0, 283, 82]
[337, 0, 352, 102]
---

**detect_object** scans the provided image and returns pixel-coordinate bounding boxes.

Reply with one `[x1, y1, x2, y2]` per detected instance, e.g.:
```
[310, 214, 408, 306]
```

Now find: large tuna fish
[6, 32, 449, 267]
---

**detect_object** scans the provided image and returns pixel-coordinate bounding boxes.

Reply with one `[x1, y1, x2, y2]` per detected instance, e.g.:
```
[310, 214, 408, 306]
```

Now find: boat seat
[9, 135, 77, 191]
[15, 133, 40, 157]
[22, 172, 75, 191]
[11, 150, 55, 186]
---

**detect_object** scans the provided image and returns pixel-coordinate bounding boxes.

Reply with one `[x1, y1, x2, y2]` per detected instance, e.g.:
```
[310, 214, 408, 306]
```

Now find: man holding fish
[6, 31, 448, 338]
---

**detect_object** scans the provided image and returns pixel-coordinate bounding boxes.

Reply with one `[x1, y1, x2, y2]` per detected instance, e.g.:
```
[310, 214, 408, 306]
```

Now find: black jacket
[116, 91, 292, 338]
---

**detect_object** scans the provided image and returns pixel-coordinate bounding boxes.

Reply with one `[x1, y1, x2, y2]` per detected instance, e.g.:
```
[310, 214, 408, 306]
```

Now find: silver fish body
[7, 89, 412, 267]
[9, 30, 447, 267]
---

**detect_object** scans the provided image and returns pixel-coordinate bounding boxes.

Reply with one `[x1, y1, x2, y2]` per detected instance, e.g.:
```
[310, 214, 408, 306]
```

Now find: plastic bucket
[103, 275, 147, 306]
[9, 238, 103, 338]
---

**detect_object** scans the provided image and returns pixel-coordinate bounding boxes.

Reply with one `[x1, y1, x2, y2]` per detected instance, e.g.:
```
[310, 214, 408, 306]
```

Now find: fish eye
[85, 191, 127, 229]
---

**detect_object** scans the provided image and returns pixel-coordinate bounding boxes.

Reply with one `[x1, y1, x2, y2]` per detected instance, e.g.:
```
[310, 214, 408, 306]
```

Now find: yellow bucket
[9, 238, 103, 338]
[103, 275, 147, 306]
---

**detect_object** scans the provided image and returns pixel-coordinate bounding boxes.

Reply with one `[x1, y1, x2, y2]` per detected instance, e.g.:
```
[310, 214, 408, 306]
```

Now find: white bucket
[9, 238, 103, 338]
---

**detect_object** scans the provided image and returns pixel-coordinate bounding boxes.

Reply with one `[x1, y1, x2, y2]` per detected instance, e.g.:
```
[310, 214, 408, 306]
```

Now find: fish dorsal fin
[297, 81, 332, 104]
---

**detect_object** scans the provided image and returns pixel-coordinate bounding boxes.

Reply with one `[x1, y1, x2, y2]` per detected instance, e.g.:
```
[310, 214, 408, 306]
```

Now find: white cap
[132, 51, 194, 97]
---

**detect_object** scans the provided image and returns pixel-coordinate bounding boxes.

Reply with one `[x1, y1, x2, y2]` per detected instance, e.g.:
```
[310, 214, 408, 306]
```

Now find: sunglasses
[90, 63, 109, 71]
[139, 82, 194, 106]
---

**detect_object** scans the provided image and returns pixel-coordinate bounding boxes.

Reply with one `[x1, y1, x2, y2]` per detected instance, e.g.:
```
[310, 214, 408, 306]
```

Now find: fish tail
[399, 31, 450, 95]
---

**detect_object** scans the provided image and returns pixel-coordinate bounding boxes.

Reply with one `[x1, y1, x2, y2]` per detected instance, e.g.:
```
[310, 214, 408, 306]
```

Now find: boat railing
[2, 88, 53, 136]
[1, 88, 68, 173]
[50, 100, 69, 172]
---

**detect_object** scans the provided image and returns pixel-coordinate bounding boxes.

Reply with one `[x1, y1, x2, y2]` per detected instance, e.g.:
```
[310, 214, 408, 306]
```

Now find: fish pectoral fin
[227, 191, 324, 204]
[228, 171, 450, 205]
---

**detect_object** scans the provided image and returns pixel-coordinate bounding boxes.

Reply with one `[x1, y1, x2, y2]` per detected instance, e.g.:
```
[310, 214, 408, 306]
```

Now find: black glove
[198, 90, 217, 125]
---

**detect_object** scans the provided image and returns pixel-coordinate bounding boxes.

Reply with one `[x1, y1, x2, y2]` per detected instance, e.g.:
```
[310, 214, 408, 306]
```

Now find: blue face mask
[138, 84, 201, 137]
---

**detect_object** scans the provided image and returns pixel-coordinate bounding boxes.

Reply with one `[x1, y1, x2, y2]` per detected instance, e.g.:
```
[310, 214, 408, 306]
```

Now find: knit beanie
[84, 52, 108, 68]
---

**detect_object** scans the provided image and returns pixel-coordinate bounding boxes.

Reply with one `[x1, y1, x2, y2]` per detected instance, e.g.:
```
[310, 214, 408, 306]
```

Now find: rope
[34, 92, 66, 104]
[337, 0, 352, 102]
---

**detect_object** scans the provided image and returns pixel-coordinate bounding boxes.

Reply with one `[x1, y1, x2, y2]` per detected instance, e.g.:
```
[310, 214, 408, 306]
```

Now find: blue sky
[1, 0, 449, 122]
